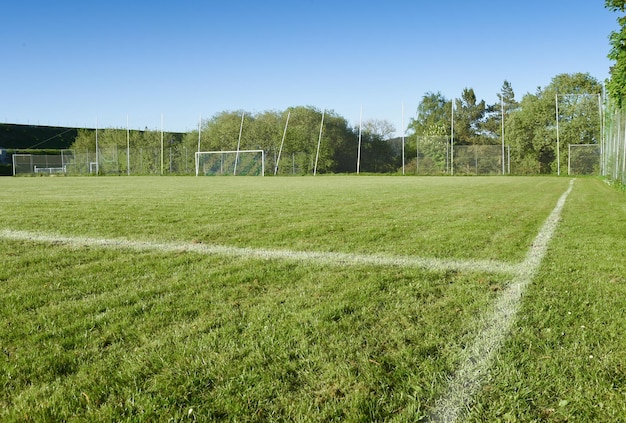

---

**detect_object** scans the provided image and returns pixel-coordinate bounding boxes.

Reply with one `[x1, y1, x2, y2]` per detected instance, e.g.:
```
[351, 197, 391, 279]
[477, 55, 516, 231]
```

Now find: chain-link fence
[602, 108, 626, 184]
[8, 141, 604, 177]
[568, 144, 601, 175]
[452, 145, 508, 175]
[12, 153, 67, 175]
[405, 139, 510, 176]
[12, 146, 198, 176]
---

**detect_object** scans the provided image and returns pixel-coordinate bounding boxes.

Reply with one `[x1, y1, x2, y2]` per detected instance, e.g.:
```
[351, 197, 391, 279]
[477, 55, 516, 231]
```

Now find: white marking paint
[429, 179, 575, 422]
[0, 230, 519, 275]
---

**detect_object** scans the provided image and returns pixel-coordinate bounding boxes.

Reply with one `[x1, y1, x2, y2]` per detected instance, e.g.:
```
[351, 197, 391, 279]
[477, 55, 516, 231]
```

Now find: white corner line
[429, 179, 575, 423]
[0, 230, 520, 275]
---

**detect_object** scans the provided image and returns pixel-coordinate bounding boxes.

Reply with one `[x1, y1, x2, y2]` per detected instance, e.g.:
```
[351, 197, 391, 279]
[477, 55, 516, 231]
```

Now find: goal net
[195, 150, 265, 176]
[453, 145, 508, 175]
[12, 153, 68, 176]
[568, 144, 600, 175]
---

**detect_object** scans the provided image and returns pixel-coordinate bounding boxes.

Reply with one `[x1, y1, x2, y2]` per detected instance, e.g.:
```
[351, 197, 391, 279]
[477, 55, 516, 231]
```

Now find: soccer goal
[195, 150, 265, 176]
[568, 143, 600, 175]
[12, 153, 67, 176]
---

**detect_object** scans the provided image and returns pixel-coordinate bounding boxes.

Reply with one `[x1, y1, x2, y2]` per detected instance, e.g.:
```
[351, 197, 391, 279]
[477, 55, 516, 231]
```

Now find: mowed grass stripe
[0, 229, 520, 275]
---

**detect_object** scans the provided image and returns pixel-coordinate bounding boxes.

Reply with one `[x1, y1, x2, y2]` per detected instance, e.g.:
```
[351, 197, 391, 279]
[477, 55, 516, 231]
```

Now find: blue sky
[2, 1, 616, 136]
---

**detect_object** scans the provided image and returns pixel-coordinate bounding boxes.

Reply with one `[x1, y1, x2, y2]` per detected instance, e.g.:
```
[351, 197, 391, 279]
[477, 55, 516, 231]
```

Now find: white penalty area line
[429, 178, 575, 423]
[0, 229, 519, 275]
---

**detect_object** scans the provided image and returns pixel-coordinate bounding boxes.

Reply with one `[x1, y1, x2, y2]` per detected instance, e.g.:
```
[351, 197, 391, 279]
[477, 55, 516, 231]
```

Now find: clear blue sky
[2, 0, 616, 136]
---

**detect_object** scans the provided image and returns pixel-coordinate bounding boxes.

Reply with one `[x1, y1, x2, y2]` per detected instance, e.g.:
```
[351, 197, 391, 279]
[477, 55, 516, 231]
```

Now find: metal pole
[160, 113, 164, 175]
[357, 105, 362, 174]
[415, 111, 420, 175]
[620, 112, 626, 183]
[507, 145, 511, 174]
[197, 114, 202, 153]
[451, 100, 455, 175]
[401, 102, 405, 175]
[501, 97, 505, 175]
[127, 115, 130, 175]
[568, 144, 571, 175]
[598, 93, 604, 176]
[234, 112, 244, 175]
[196, 115, 201, 177]
[313, 110, 325, 175]
[275, 111, 290, 175]
[95, 118, 99, 175]
[556, 94, 560, 176]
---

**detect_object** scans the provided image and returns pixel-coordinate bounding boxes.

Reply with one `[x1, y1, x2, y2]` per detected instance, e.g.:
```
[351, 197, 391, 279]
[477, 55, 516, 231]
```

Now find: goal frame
[568, 143, 600, 175]
[195, 150, 265, 177]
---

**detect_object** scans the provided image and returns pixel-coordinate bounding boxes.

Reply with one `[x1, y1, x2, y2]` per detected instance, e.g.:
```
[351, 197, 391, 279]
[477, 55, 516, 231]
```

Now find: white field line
[0, 229, 519, 275]
[429, 178, 575, 423]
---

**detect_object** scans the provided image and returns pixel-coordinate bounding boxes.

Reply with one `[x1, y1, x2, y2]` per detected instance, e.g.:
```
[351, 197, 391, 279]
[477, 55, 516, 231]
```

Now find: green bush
[0, 164, 12, 176]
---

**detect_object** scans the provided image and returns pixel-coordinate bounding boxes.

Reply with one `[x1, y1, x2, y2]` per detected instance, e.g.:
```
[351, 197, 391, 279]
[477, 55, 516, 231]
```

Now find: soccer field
[1, 176, 625, 421]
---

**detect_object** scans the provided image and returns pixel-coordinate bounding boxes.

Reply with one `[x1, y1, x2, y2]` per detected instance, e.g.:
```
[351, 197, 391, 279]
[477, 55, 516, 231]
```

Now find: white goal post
[195, 150, 265, 176]
[12, 153, 68, 176]
[568, 143, 600, 175]
[34, 165, 67, 174]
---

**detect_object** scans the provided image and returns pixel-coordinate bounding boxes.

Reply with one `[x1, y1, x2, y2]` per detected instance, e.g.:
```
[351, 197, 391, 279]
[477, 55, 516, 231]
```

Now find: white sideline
[429, 179, 575, 423]
[0, 229, 519, 275]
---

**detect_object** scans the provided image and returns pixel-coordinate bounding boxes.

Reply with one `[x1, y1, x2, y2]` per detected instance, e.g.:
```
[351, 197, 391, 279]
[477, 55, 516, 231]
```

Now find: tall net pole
[313, 110, 325, 176]
[274, 111, 290, 175]
[197, 114, 202, 153]
[556, 95, 560, 176]
[451, 100, 455, 176]
[160, 114, 164, 175]
[95, 117, 99, 175]
[357, 105, 362, 174]
[401, 103, 405, 175]
[501, 98, 505, 174]
[126, 115, 130, 176]
[233, 112, 245, 175]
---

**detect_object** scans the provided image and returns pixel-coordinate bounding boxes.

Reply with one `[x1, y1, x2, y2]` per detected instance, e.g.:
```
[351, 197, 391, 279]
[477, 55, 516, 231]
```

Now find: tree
[405, 92, 453, 174]
[357, 119, 397, 173]
[607, 0, 626, 106]
[506, 73, 602, 173]
[453, 88, 486, 145]
[244, 110, 284, 172]
[320, 111, 356, 173]
[506, 93, 554, 173]
[362, 119, 395, 140]
[199, 111, 250, 152]
[408, 92, 451, 137]
[483, 80, 519, 142]
[188, 107, 358, 175]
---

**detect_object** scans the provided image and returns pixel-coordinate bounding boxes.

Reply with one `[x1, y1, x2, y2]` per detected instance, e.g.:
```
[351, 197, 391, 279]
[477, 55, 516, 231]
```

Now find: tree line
[71, 106, 400, 175]
[70, 72, 602, 175]
[408, 73, 602, 174]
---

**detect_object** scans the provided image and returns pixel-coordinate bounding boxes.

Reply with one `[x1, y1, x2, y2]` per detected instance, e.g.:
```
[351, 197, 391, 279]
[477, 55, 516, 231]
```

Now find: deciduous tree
[606, 0, 626, 106]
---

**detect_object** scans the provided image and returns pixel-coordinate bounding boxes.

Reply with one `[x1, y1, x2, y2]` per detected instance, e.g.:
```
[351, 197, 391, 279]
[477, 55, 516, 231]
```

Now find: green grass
[0, 176, 566, 260]
[0, 175, 623, 421]
[467, 177, 626, 422]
